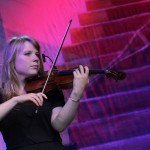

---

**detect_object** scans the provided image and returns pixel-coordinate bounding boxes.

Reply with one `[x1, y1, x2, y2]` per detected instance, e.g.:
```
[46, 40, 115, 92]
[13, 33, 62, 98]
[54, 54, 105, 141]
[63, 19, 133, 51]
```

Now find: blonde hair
[2, 35, 44, 100]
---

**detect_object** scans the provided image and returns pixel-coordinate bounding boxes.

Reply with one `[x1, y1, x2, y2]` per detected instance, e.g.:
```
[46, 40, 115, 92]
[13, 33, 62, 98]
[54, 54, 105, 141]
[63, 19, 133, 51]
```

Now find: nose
[32, 53, 39, 62]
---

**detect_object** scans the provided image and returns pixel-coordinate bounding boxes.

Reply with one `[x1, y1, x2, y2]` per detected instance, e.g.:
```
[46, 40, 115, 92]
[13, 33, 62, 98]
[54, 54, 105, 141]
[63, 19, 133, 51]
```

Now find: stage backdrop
[0, 0, 150, 150]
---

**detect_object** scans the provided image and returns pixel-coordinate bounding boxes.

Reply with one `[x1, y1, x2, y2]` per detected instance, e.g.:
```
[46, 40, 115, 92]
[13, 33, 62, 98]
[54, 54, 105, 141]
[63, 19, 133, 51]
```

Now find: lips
[31, 65, 38, 69]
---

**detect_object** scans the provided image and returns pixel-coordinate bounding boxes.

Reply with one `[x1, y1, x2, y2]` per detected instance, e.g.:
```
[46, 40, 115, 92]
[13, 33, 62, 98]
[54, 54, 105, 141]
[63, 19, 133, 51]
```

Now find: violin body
[25, 72, 73, 93]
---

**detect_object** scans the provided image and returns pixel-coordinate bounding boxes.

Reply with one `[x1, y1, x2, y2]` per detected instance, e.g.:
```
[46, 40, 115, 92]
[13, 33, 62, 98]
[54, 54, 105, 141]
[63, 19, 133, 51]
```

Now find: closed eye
[24, 52, 31, 56]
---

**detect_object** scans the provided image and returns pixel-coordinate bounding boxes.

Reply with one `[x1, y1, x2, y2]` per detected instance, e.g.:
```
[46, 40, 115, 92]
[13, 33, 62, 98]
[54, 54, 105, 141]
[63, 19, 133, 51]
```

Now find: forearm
[0, 97, 18, 120]
[51, 91, 80, 132]
[52, 65, 89, 132]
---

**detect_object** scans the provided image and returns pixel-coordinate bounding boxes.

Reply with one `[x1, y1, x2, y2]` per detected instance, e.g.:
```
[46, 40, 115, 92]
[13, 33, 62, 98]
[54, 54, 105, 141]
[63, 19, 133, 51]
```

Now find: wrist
[70, 90, 82, 100]
[69, 97, 80, 102]
[11, 96, 19, 105]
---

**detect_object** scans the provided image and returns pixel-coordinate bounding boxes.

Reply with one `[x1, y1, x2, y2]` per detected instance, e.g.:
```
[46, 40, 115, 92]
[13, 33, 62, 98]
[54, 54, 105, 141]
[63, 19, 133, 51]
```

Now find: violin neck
[58, 69, 106, 76]
[89, 70, 105, 75]
[57, 69, 126, 81]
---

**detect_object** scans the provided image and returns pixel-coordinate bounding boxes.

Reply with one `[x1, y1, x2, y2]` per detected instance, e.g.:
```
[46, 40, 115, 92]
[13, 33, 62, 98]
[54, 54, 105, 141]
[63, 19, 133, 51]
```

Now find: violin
[25, 20, 126, 94]
[25, 68, 126, 93]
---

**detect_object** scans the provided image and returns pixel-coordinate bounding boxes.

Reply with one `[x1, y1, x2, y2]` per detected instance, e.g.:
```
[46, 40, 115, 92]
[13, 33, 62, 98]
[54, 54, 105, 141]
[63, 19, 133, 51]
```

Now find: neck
[17, 77, 26, 94]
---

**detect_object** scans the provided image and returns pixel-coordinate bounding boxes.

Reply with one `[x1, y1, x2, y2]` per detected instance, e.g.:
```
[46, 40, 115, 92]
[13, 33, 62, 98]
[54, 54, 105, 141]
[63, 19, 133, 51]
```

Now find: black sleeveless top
[0, 89, 66, 150]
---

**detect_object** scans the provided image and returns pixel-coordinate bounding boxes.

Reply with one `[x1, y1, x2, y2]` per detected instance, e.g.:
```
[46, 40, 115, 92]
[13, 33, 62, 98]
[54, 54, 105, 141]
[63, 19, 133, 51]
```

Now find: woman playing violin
[0, 36, 89, 150]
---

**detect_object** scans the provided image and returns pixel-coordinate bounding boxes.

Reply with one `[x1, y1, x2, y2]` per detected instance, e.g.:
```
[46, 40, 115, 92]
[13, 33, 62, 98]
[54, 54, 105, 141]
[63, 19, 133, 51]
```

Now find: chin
[28, 72, 38, 77]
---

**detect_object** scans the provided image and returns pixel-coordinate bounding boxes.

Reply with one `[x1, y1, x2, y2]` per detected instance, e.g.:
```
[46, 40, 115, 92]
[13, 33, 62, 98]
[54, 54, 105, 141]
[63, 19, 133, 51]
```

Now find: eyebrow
[23, 50, 39, 53]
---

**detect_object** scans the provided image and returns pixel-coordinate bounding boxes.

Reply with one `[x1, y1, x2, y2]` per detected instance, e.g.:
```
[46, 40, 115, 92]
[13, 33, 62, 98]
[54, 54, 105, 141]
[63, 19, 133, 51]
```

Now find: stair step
[86, 0, 145, 11]
[70, 13, 150, 43]
[63, 46, 150, 70]
[85, 65, 150, 98]
[89, 45, 150, 70]
[78, 86, 150, 122]
[78, 1, 150, 25]
[79, 134, 150, 150]
[61, 45, 150, 74]
[62, 32, 144, 62]
[69, 109, 150, 148]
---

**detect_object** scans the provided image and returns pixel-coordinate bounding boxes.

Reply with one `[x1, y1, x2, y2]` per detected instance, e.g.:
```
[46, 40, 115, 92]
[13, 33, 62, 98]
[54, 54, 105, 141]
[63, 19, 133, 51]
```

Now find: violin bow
[42, 19, 72, 94]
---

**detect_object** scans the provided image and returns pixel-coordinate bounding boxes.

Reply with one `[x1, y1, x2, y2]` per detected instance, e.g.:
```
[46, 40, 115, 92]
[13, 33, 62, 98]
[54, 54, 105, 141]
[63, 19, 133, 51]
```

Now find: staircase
[61, 0, 150, 149]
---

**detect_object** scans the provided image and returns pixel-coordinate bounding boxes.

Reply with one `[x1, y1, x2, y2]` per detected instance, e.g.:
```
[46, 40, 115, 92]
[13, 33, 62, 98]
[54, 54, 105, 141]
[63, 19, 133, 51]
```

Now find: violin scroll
[104, 70, 126, 81]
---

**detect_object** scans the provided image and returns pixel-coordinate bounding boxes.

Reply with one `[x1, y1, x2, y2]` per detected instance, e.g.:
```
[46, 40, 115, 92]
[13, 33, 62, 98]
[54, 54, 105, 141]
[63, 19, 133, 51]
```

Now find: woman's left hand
[71, 65, 89, 100]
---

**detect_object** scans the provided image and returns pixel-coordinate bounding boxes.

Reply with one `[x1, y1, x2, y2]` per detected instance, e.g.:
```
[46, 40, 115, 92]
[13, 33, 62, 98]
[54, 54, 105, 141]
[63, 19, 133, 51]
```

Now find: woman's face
[15, 41, 41, 80]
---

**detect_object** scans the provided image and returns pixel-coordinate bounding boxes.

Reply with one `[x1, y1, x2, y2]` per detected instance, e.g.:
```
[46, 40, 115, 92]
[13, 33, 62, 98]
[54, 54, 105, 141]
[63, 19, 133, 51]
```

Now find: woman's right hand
[13, 93, 48, 106]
